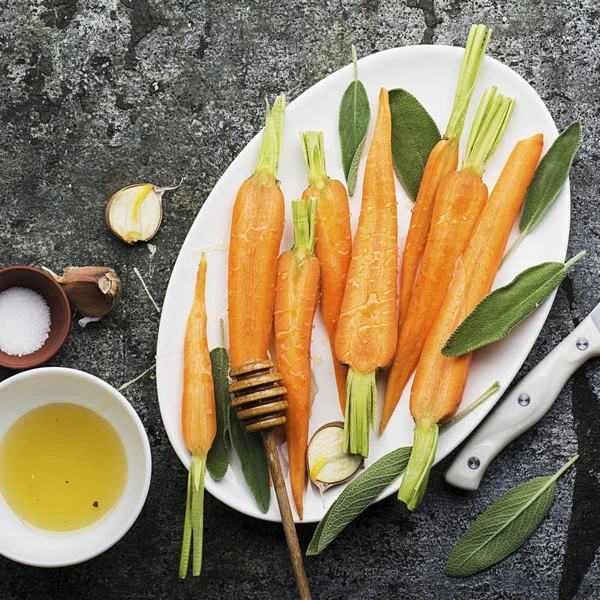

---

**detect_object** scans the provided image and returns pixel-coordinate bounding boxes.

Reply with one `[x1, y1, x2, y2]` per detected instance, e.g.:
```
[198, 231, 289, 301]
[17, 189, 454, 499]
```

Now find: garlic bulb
[45, 266, 121, 318]
[106, 182, 180, 244]
[307, 422, 363, 492]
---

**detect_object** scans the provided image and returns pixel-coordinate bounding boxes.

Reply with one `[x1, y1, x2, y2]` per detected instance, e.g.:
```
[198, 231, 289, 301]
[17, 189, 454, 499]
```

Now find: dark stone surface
[0, 1, 599, 598]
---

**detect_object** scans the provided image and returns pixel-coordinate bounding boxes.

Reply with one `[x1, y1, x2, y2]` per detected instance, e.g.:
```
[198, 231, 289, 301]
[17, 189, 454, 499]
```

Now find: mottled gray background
[0, 1, 599, 598]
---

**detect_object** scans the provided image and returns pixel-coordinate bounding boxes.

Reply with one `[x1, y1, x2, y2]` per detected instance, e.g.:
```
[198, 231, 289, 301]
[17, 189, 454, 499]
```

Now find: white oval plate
[157, 45, 569, 523]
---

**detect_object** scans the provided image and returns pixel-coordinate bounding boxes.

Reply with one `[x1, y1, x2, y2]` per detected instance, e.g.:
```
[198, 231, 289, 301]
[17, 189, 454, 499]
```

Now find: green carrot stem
[191, 454, 206, 576]
[445, 24, 492, 142]
[254, 94, 286, 178]
[397, 423, 439, 511]
[343, 367, 377, 458]
[300, 131, 328, 185]
[462, 87, 515, 177]
[179, 454, 207, 578]
[291, 197, 317, 256]
[179, 460, 194, 578]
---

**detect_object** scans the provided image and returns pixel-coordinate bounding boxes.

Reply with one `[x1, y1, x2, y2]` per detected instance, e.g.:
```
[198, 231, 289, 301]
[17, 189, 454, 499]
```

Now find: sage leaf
[389, 88, 442, 202]
[442, 251, 586, 358]
[504, 122, 581, 262]
[339, 45, 370, 196]
[307, 447, 411, 555]
[447, 455, 578, 577]
[206, 344, 231, 481]
[307, 383, 500, 556]
[229, 405, 271, 513]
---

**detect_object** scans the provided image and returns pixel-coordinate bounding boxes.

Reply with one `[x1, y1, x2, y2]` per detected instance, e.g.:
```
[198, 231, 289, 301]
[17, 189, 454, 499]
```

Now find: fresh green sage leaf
[339, 45, 370, 196]
[520, 121, 581, 233]
[446, 455, 578, 577]
[206, 344, 231, 481]
[389, 88, 441, 202]
[229, 405, 271, 513]
[504, 122, 581, 262]
[307, 382, 500, 556]
[442, 251, 586, 358]
[307, 446, 411, 556]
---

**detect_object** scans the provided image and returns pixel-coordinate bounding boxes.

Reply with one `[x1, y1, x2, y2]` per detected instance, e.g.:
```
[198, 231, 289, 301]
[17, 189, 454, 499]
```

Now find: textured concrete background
[0, 1, 599, 598]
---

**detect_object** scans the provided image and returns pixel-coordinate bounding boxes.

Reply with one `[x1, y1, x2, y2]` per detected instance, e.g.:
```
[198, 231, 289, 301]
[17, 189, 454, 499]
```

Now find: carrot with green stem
[398, 133, 544, 511]
[301, 131, 352, 413]
[335, 88, 398, 458]
[180, 252, 217, 577]
[228, 95, 286, 369]
[399, 24, 491, 327]
[381, 87, 515, 432]
[274, 197, 321, 519]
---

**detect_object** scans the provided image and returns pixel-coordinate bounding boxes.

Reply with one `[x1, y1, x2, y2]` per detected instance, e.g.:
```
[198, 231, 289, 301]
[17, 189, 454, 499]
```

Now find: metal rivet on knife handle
[468, 457, 481, 470]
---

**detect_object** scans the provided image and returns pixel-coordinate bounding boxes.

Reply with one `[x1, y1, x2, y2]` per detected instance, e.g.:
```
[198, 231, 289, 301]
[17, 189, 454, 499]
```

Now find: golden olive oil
[0, 403, 128, 532]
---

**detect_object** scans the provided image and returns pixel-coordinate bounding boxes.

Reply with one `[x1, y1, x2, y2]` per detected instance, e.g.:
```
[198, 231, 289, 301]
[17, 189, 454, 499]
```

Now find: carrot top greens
[445, 24, 492, 142]
[462, 86, 514, 177]
[255, 94, 286, 178]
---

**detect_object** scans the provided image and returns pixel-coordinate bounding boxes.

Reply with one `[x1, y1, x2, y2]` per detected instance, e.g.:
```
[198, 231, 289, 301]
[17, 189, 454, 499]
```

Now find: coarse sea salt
[0, 287, 51, 356]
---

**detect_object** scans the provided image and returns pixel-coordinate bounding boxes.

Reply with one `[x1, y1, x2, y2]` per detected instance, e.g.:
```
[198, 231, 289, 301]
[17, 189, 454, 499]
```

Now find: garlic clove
[307, 422, 363, 492]
[44, 266, 121, 318]
[106, 181, 181, 244]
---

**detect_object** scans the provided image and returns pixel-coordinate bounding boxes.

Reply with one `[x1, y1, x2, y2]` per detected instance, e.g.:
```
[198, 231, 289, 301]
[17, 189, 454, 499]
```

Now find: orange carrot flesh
[335, 88, 398, 457]
[182, 252, 216, 458]
[228, 96, 286, 369]
[399, 140, 459, 325]
[381, 170, 486, 432]
[301, 131, 352, 414]
[274, 198, 320, 520]
[399, 25, 491, 327]
[180, 252, 216, 578]
[381, 87, 515, 433]
[398, 133, 544, 511]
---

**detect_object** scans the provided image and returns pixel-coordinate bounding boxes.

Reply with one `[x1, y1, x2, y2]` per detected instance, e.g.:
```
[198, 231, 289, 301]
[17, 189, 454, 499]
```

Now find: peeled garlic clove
[307, 422, 363, 492]
[46, 266, 121, 318]
[106, 182, 179, 244]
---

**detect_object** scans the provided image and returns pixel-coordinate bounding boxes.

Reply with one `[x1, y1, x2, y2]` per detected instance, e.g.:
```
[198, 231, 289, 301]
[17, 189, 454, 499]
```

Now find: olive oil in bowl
[0, 403, 128, 532]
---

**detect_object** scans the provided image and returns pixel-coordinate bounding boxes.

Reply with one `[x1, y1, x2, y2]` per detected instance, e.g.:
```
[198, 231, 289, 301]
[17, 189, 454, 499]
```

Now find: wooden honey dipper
[229, 359, 312, 600]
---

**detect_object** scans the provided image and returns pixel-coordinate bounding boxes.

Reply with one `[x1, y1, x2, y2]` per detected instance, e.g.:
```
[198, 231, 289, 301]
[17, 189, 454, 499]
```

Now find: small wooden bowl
[0, 267, 71, 369]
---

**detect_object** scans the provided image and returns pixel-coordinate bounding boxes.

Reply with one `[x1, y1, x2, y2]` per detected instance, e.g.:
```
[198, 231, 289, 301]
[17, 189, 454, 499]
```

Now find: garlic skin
[106, 184, 163, 244]
[307, 422, 363, 492]
[46, 266, 121, 318]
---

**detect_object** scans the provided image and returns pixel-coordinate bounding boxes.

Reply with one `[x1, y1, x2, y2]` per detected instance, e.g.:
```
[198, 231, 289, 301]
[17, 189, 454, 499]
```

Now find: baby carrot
[274, 198, 321, 519]
[335, 88, 398, 458]
[381, 87, 514, 432]
[301, 131, 352, 414]
[180, 252, 217, 577]
[399, 24, 491, 326]
[398, 133, 544, 511]
[228, 95, 286, 369]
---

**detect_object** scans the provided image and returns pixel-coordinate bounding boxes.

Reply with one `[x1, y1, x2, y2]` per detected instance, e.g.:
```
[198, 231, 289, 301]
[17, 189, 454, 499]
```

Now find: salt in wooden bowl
[0, 266, 71, 369]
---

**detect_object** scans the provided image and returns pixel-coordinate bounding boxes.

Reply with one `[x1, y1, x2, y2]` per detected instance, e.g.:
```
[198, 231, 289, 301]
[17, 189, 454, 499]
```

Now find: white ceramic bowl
[0, 367, 152, 567]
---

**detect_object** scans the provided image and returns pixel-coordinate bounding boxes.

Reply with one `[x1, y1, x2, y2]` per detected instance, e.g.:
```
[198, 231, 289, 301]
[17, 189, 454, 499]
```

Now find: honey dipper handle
[262, 431, 312, 600]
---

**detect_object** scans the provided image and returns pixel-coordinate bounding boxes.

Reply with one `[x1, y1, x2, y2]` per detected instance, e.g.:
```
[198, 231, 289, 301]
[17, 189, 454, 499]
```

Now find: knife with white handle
[445, 303, 600, 491]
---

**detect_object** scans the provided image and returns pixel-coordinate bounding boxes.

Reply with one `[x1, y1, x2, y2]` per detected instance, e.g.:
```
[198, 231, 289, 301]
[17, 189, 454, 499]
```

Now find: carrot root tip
[397, 423, 439, 511]
[343, 368, 377, 458]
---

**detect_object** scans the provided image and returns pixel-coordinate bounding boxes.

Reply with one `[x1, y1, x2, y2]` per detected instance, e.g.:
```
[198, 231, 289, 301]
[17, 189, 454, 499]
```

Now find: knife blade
[445, 302, 600, 491]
